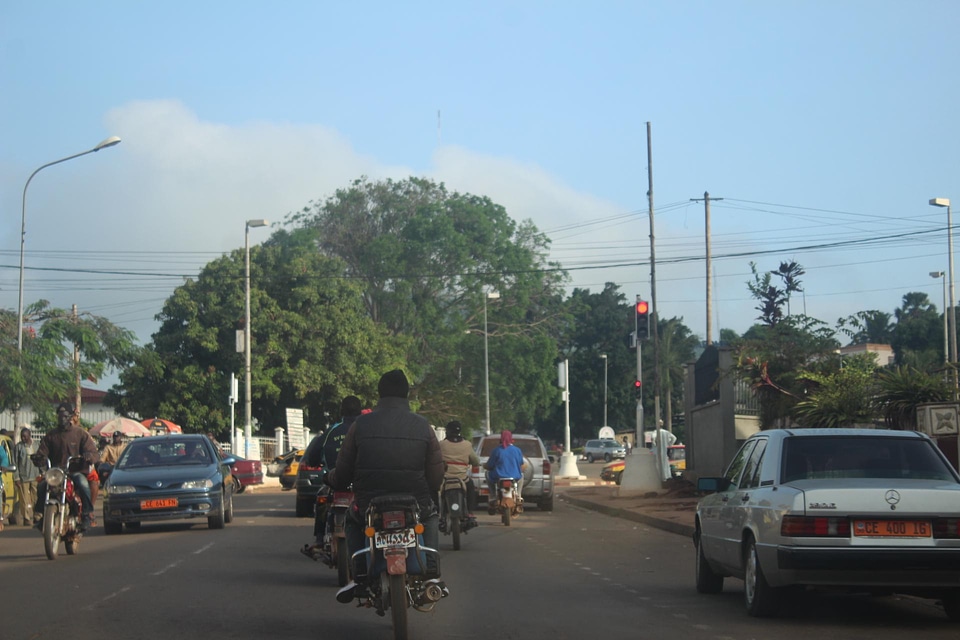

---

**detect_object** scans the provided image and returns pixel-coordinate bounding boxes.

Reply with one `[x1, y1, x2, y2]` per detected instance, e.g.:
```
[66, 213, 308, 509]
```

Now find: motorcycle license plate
[141, 498, 178, 510]
[374, 528, 417, 549]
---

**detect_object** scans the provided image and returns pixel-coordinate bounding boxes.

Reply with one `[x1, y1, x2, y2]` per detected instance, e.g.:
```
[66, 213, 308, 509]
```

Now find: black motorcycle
[439, 475, 476, 550]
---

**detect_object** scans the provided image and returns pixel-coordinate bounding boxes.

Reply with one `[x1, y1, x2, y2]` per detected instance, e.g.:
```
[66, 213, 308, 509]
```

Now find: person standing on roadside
[13, 427, 40, 527]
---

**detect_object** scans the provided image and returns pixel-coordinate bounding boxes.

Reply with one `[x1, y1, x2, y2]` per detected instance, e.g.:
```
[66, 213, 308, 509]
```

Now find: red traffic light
[636, 300, 649, 315]
[634, 379, 642, 388]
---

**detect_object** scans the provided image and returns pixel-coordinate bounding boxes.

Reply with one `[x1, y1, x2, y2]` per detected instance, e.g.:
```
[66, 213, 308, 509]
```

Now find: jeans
[345, 506, 440, 581]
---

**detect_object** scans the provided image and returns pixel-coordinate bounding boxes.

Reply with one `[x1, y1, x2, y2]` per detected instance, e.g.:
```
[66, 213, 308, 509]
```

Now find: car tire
[694, 528, 723, 594]
[104, 518, 122, 535]
[744, 536, 780, 617]
[295, 498, 314, 518]
[537, 496, 554, 512]
[604, 453, 612, 462]
[942, 590, 960, 621]
[586, 453, 594, 463]
[236, 484, 246, 494]
[208, 496, 226, 530]
[224, 488, 234, 524]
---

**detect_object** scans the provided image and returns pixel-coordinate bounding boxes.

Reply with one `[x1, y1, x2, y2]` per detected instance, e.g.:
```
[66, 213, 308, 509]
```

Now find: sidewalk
[557, 477, 698, 538]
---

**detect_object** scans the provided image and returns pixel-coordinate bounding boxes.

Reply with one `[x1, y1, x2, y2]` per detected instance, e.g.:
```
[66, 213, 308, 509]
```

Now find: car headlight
[181, 479, 214, 489]
[108, 485, 136, 494]
[45, 467, 66, 488]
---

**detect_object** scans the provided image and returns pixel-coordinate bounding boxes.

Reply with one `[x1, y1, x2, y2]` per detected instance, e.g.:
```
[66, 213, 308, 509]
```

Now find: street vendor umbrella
[91, 417, 151, 438]
[141, 418, 183, 434]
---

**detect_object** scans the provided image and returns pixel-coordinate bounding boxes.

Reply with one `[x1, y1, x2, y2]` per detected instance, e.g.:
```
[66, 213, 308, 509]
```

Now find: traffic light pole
[636, 333, 643, 448]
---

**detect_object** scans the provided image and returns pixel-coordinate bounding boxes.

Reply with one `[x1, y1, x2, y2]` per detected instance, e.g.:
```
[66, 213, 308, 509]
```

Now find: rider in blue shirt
[484, 430, 524, 510]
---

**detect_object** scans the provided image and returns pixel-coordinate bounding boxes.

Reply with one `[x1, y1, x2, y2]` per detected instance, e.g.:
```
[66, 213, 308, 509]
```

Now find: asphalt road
[1, 488, 956, 639]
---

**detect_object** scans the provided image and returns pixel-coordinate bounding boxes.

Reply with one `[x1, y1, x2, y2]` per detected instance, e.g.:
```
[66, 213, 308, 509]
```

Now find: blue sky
[2, 1, 960, 389]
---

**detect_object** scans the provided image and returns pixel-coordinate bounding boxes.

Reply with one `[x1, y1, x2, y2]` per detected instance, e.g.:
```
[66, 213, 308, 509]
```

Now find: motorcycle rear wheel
[451, 514, 461, 550]
[502, 507, 511, 527]
[43, 504, 61, 560]
[389, 573, 408, 640]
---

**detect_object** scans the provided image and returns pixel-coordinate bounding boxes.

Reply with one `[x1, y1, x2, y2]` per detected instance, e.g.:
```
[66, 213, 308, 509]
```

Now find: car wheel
[208, 496, 226, 530]
[295, 498, 314, 518]
[694, 528, 723, 594]
[586, 453, 594, 463]
[744, 536, 780, 617]
[224, 488, 234, 524]
[942, 590, 960, 622]
[604, 453, 612, 462]
[537, 496, 554, 512]
[104, 518, 122, 535]
[236, 484, 246, 494]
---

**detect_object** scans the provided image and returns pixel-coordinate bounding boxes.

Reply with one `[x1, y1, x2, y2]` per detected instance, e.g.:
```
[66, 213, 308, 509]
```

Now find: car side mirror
[697, 477, 731, 492]
[221, 456, 237, 466]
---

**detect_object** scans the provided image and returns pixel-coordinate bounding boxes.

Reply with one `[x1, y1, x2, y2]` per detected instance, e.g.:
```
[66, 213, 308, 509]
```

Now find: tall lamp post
[483, 290, 500, 435]
[931, 271, 948, 365]
[930, 198, 957, 395]
[244, 219, 268, 458]
[600, 354, 608, 427]
[16, 136, 121, 429]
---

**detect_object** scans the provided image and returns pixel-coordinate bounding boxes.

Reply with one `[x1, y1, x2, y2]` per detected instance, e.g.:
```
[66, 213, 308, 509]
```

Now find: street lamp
[931, 271, 948, 365]
[600, 354, 608, 427]
[18, 136, 122, 354]
[930, 198, 957, 394]
[245, 218, 269, 458]
[16, 136, 121, 429]
[483, 290, 500, 435]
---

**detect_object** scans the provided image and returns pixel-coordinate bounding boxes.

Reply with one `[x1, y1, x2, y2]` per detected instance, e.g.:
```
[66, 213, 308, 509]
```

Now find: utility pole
[646, 122, 663, 439]
[690, 192, 723, 345]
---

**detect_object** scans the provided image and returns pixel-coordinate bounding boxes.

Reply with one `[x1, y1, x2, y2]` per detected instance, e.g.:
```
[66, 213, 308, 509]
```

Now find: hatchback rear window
[480, 438, 543, 458]
[781, 436, 957, 482]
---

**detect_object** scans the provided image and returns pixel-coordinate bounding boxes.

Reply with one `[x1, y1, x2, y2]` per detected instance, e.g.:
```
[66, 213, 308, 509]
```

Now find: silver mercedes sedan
[694, 428, 960, 621]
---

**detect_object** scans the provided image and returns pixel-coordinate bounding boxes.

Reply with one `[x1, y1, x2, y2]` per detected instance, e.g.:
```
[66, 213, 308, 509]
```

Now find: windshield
[118, 439, 214, 469]
[480, 438, 544, 458]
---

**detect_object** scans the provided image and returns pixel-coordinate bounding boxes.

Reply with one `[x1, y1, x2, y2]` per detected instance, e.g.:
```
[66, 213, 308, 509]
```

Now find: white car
[694, 428, 960, 620]
[470, 433, 555, 511]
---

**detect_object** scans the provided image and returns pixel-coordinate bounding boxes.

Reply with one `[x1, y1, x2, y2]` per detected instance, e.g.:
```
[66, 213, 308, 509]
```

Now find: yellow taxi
[268, 449, 304, 490]
[1, 433, 15, 521]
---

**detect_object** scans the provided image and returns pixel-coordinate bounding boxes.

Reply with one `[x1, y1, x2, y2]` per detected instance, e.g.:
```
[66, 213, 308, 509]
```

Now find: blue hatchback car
[102, 434, 235, 534]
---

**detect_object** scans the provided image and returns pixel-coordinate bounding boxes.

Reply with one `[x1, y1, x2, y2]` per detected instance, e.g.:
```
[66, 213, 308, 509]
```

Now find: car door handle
[740, 494, 750, 502]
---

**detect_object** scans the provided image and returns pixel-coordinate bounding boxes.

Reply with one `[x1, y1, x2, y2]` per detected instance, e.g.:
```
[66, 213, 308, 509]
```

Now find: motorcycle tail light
[383, 510, 406, 530]
[502, 480, 513, 489]
[45, 467, 66, 488]
[315, 494, 329, 505]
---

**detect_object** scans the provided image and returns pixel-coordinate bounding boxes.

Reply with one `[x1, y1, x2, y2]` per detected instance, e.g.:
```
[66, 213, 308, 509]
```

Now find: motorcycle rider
[484, 429, 524, 514]
[32, 402, 99, 531]
[301, 394, 362, 561]
[325, 369, 445, 603]
[438, 420, 479, 526]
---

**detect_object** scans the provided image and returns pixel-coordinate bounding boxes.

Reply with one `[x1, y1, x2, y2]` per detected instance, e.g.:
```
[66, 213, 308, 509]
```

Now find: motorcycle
[490, 477, 522, 526]
[438, 475, 476, 550]
[344, 494, 446, 640]
[38, 456, 85, 560]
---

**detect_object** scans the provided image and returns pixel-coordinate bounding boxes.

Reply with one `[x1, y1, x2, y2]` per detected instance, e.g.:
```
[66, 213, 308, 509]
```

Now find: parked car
[694, 428, 960, 620]
[267, 449, 303, 490]
[600, 459, 625, 484]
[667, 444, 686, 477]
[228, 455, 263, 493]
[102, 434, 236, 534]
[581, 438, 627, 463]
[470, 433, 554, 511]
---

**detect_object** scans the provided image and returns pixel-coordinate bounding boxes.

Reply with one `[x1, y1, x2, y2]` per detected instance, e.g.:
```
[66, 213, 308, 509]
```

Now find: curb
[560, 493, 696, 539]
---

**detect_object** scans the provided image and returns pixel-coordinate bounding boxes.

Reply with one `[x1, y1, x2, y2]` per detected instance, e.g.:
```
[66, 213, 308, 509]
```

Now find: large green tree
[108, 229, 404, 434]
[1, 302, 137, 425]
[288, 176, 567, 434]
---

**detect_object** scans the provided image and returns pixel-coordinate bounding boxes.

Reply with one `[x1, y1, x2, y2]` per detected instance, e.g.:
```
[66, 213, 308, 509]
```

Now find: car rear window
[480, 438, 544, 458]
[781, 436, 957, 482]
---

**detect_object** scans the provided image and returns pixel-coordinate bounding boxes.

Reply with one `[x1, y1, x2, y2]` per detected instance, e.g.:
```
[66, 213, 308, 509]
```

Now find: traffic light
[634, 379, 642, 398]
[635, 299, 650, 340]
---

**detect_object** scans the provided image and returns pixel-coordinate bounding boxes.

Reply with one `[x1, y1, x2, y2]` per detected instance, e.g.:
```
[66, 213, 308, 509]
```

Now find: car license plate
[141, 498, 178, 510]
[853, 519, 931, 538]
[374, 528, 417, 549]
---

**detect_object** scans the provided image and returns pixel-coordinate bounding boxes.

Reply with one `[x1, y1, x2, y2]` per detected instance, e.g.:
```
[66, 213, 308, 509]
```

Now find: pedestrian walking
[13, 427, 40, 527]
